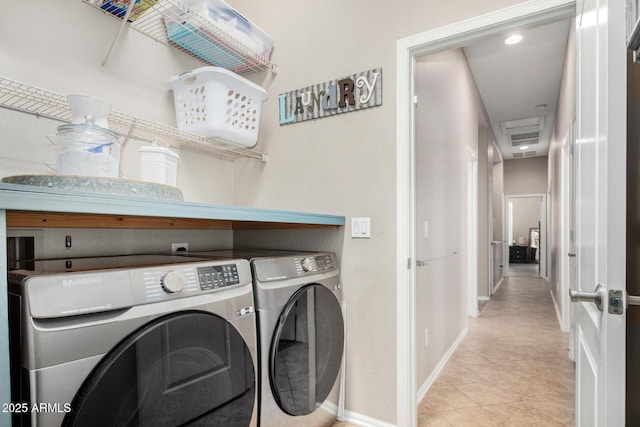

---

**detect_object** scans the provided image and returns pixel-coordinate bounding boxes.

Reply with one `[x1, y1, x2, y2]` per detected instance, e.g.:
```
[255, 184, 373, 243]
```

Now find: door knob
[569, 284, 603, 311]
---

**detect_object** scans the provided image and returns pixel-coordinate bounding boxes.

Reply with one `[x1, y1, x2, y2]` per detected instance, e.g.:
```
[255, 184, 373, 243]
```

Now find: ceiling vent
[512, 150, 537, 159]
[500, 116, 544, 147]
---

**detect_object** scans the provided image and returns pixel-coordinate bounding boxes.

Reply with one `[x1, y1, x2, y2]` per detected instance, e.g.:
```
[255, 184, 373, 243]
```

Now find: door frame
[503, 193, 547, 279]
[395, 0, 576, 425]
[561, 124, 575, 335]
[467, 148, 479, 317]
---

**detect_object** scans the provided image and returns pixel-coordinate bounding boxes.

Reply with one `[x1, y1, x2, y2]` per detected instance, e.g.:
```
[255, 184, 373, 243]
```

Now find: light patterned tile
[418, 276, 575, 426]
[423, 383, 479, 412]
[455, 380, 523, 406]
[441, 406, 507, 427]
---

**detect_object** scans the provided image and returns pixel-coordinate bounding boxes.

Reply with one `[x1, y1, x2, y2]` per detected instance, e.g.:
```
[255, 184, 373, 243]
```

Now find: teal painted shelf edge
[0, 183, 345, 226]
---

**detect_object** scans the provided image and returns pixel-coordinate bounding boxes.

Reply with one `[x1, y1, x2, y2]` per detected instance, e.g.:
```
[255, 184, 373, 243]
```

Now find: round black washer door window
[63, 311, 255, 427]
[269, 284, 344, 416]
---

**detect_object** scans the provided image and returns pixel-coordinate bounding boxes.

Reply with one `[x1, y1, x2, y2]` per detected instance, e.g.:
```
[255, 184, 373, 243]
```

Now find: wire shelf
[0, 77, 267, 161]
[85, 0, 277, 74]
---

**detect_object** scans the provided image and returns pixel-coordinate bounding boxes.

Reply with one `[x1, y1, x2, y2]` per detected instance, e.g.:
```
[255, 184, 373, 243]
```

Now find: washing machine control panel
[197, 264, 240, 290]
[161, 270, 185, 293]
[294, 254, 336, 275]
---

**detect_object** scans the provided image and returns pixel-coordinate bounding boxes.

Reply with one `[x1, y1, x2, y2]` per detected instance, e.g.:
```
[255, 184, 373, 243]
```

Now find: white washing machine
[185, 250, 344, 427]
[8, 254, 258, 427]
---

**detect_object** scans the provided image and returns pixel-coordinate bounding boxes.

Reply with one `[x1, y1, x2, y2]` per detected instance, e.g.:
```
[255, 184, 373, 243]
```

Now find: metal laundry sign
[278, 67, 382, 125]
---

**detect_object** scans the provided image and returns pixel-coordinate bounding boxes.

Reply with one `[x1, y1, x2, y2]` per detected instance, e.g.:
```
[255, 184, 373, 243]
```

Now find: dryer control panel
[253, 253, 338, 282]
[295, 254, 336, 274]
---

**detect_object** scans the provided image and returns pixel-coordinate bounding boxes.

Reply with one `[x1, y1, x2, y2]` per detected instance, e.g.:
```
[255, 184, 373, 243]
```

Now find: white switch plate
[351, 217, 371, 238]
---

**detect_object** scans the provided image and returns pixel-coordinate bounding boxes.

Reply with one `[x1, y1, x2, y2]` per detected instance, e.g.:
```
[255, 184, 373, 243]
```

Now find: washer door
[63, 311, 255, 426]
[269, 284, 344, 416]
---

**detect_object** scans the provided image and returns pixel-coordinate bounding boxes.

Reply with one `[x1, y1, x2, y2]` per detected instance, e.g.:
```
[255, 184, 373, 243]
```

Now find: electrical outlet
[171, 242, 189, 254]
[424, 328, 429, 348]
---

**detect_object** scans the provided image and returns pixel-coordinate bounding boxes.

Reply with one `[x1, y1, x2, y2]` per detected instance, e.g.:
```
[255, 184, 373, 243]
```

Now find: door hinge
[407, 258, 412, 269]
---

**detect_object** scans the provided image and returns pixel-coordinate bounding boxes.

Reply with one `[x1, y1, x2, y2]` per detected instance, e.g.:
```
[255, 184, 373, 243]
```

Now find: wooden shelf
[6, 211, 341, 230]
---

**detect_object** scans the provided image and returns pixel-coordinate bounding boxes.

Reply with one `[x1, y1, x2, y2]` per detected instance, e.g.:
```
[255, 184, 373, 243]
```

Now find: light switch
[351, 217, 371, 238]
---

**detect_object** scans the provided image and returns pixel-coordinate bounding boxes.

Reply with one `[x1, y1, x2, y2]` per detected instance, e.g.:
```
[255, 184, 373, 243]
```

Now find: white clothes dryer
[8, 255, 258, 427]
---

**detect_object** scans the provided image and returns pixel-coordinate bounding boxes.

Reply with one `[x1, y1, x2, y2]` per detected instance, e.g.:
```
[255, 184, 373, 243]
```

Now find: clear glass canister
[53, 124, 121, 177]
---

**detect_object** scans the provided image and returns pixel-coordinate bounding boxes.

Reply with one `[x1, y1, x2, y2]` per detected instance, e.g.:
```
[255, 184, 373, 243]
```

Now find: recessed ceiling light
[505, 34, 523, 45]
[519, 146, 529, 150]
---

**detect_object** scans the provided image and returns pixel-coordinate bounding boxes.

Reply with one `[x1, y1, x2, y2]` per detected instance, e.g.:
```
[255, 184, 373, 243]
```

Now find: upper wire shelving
[0, 77, 267, 161]
[84, 0, 278, 75]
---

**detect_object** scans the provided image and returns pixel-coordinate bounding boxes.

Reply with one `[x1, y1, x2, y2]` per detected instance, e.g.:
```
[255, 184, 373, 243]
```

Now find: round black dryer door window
[63, 311, 255, 427]
[269, 284, 344, 416]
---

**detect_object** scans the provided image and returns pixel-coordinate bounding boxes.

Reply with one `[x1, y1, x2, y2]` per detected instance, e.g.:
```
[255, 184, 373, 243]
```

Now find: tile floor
[333, 275, 574, 427]
[418, 275, 574, 426]
[508, 263, 542, 278]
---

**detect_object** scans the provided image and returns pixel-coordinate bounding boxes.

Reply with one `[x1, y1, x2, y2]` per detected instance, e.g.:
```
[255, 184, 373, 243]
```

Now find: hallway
[418, 276, 574, 426]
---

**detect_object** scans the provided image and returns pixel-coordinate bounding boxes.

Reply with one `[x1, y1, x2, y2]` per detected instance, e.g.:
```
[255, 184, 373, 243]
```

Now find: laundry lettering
[279, 68, 382, 125]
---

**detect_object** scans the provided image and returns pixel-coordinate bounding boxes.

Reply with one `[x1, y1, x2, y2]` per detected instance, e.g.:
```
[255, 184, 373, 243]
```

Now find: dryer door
[63, 311, 255, 427]
[269, 284, 344, 416]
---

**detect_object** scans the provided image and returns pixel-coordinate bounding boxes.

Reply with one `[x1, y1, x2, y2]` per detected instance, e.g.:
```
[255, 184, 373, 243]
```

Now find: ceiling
[462, 18, 571, 161]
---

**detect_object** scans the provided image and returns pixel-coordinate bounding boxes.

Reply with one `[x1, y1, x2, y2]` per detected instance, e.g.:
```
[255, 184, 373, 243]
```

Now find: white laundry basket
[169, 67, 267, 147]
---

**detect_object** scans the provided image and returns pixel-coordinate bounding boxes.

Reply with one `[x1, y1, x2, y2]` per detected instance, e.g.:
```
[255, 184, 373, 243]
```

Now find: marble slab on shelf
[1, 175, 183, 201]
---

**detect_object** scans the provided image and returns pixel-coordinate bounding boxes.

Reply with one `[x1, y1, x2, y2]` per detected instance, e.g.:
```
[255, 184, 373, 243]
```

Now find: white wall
[503, 156, 549, 195]
[493, 162, 504, 241]
[226, 1, 525, 423]
[511, 197, 540, 247]
[413, 48, 482, 392]
[548, 17, 576, 326]
[478, 127, 491, 297]
[0, 0, 532, 424]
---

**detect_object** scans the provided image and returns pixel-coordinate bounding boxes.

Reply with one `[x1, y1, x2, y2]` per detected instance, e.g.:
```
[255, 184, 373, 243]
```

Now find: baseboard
[417, 327, 468, 403]
[478, 296, 490, 302]
[550, 283, 569, 332]
[340, 409, 397, 427]
[493, 276, 504, 294]
[338, 327, 468, 427]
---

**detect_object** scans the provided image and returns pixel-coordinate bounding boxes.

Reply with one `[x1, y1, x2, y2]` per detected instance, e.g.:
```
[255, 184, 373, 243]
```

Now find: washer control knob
[301, 257, 314, 272]
[161, 271, 185, 294]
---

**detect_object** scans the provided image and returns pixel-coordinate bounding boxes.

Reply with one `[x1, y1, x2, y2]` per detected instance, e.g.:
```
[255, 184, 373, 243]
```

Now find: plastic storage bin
[140, 142, 179, 186]
[168, 67, 267, 147]
[173, 0, 273, 60]
[165, 22, 247, 71]
[99, 0, 157, 21]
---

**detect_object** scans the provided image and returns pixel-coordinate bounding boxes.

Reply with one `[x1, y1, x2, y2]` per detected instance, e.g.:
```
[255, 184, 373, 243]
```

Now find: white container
[140, 143, 179, 186]
[180, 0, 273, 60]
[168, 66, 267, 147]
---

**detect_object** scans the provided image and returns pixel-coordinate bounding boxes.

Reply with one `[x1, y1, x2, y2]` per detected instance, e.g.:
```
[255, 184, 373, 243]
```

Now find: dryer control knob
[301, 257, 314, 272]
[161, 271, 185, 293]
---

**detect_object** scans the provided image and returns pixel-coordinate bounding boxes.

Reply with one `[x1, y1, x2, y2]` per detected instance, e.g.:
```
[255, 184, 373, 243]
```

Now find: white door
[571, 0, 626, 425]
